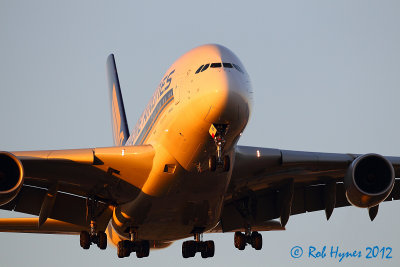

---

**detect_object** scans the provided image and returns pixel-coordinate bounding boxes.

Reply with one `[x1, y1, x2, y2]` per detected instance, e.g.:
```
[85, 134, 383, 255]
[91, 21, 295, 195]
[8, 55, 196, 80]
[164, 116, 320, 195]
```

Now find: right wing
[0, 218, 84, 235]
[0, 145, 154, 232]
[218, 145, 400, 233]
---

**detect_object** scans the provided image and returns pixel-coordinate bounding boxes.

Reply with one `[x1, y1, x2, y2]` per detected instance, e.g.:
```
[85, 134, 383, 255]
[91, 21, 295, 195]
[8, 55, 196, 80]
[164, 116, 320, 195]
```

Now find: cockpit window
[223, 63, 233, 68]
[195, 65, 204, 74]
[201, 64, 210, 72]
[210, 63, 222, 68]
[195, 62, 243, 74]
[233, 63, 244, 73]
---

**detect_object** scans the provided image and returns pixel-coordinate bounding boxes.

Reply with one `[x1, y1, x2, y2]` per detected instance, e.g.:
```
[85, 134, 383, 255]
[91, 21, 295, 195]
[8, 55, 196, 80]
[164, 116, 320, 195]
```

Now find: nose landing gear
[208, 124, 230, 172]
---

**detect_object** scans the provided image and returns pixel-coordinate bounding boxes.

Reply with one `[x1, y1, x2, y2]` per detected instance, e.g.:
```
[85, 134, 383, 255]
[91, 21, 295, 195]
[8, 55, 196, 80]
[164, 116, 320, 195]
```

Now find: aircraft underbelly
[114, 167, 232, 241]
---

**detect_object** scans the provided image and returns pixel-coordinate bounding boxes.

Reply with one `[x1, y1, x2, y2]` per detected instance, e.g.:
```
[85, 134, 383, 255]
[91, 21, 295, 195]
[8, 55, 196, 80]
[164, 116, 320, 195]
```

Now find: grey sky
[0, 1, 400, 266]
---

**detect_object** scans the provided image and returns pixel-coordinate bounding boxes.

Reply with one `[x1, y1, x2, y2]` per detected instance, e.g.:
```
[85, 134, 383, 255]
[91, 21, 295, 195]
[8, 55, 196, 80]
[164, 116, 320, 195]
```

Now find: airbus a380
[0, 44, 399, 259]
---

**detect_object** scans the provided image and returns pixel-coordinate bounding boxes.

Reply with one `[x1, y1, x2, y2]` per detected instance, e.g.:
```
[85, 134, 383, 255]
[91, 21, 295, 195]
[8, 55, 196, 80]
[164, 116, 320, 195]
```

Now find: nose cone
[203, 70, 251, 125]
[175, 44, 253, 132]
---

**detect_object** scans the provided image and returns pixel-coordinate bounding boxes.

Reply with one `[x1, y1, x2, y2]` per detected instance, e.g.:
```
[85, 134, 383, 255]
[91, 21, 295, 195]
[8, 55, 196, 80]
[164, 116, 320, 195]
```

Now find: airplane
[0, 44, 399, 259]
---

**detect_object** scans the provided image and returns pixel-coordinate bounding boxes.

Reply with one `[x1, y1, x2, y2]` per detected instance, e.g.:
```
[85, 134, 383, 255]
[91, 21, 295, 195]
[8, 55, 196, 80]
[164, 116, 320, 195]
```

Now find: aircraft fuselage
[109, 44, 253, 245]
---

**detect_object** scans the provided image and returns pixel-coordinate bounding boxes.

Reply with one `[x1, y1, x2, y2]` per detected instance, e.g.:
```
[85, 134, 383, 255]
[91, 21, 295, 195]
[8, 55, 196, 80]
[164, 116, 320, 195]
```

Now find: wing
[0, 145, 154, 233]
[0, 218, 85, 234]
[218, 145, 400, 233]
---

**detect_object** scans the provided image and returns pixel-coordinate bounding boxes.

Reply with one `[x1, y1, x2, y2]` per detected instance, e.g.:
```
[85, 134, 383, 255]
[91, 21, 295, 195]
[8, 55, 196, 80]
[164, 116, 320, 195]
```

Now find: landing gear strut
[234, 228, 262, 251]
[209, 124, 230, 172]
[182, 233, 215, 258]
[117, 228, 150, 258]
[80, 198, 107, 250]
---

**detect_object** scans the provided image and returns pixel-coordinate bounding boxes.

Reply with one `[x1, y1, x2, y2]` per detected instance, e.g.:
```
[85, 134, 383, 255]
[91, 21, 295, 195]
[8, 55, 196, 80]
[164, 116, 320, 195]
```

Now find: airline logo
[130, 70, 175, 144]
[112, 84, 125, 146]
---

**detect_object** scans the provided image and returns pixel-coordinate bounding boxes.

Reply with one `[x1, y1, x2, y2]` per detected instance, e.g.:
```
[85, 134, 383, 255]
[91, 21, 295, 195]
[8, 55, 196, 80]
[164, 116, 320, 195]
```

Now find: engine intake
[0, 152, 24, 205]
[344, 153, 394, 208]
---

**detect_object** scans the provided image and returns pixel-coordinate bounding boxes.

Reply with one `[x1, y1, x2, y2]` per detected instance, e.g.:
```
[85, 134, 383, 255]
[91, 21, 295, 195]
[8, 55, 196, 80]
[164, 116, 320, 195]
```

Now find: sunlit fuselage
[109, 44, 253, 246]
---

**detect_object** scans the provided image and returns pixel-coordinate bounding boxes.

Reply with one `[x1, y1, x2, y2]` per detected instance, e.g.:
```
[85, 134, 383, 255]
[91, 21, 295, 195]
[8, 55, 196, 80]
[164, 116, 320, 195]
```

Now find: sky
[1, 0, 400, 266]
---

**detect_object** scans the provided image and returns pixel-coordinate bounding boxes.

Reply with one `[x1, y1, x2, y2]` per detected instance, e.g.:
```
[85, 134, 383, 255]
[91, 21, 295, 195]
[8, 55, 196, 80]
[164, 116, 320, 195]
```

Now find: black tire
[203, 240, 214, 258]
[234, 232, 246, 250]
[80, 231, 91, 249]
[136, 240, 150, 258]
[117, 241, 125, 258]
[234, 231, 241, 248]
[182, 241, 190, 258]
[223, 155, 230, 172]
[97, 231, 107, 250]
[251, 232, 262, 250]
[117, 240, 131, 258]
[209, 155, 216, 172]
[123, 240, 131, 257]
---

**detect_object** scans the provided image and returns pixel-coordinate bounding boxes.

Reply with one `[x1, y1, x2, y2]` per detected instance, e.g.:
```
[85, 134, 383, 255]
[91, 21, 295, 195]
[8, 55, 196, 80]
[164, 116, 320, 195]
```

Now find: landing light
[256, 150, 260, 158]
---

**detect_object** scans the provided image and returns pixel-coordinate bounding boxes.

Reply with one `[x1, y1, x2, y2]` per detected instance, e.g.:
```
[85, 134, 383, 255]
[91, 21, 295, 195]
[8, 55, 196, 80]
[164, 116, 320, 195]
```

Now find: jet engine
[0, 152, 24, 205]
[344, 153, 394, 208]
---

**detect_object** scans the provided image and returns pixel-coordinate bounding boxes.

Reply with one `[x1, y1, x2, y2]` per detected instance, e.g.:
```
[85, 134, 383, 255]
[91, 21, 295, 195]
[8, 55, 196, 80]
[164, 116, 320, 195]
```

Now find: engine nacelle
[344, 153, 394, 208]
[0, 152, 24, 206]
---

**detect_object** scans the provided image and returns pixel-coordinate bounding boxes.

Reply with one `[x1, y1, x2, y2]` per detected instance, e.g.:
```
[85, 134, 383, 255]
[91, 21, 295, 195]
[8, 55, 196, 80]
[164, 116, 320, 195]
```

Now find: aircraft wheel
[117, 241, 125, 258]
[117, 240, 131, 258]
[188, 241, 196, 257]
[234, 231, 246, 250]
[97, 231, 107, 250]
[223, 155, 230, 172]
[80, 231, 91, 249]
[182, 241, 196, 258]
[201, 240, 215, 258]
[251, 232, 262, 250]
[234, 232, 240, 248]
[182, 241, 190, 258]
[136, 240, 150, 258]
[209, 156, 217, 171]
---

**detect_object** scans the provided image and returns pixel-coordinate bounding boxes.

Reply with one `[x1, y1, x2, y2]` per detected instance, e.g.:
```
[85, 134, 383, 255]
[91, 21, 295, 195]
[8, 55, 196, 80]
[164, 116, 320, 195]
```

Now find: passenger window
[211, 63, 222, 68]
[223, 63, 233, 68]
[201, 64, 210, 72]
[195, 65, 204, 74]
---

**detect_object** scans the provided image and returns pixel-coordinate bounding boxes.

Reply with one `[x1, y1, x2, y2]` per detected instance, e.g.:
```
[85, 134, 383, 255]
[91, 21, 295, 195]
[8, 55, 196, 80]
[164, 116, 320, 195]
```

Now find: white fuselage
[109, 44, 253, 246]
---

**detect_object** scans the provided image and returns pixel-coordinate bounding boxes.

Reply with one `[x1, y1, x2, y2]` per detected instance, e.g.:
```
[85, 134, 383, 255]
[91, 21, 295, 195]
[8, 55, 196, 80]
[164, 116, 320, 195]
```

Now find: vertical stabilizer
[106, 54, 130, 146]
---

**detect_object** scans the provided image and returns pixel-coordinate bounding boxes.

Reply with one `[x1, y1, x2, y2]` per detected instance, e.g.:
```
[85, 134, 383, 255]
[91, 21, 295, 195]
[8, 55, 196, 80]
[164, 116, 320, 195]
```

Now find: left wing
[0, 145, 154, 233]
[219, 145, 400, 232]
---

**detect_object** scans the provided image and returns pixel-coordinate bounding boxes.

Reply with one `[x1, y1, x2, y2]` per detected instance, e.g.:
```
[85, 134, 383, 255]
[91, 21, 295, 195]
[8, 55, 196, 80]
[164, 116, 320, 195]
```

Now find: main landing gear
[234, 229, 262, 251]
[80, 198, 107, 250]
[208, 124, 230, 172]
[182, 233, 215, 258]
[117, 228, 150, 258]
